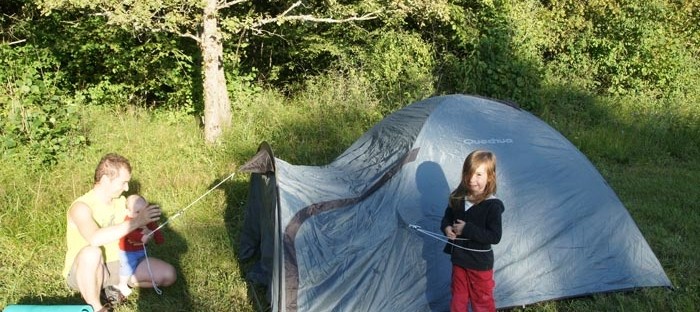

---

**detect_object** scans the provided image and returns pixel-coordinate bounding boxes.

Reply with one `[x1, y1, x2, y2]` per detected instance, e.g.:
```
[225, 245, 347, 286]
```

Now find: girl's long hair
[449, 150, 497, 212]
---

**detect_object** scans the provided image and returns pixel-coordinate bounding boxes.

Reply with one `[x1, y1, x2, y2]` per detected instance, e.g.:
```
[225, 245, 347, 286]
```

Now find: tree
[36, 0, 377, 143]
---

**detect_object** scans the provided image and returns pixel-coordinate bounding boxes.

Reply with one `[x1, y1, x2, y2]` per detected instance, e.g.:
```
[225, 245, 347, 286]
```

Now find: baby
[115, 194, 165, 297]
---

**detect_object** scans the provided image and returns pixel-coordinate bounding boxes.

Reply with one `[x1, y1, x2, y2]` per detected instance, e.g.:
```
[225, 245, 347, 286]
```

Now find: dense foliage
[0, 43, 84, 165]
[1, 0, 699, 164]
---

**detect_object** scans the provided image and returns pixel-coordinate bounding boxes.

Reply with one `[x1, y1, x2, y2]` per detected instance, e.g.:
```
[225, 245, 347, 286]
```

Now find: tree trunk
[201, 0, 232, 144]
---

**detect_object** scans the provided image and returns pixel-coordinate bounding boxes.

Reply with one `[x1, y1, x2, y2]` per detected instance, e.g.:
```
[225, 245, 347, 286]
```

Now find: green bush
[0, 44, 86, 166]
[30, 15, 197, 110]
[540, 0, 698, 97]
[348, 30, 436, 111]
[431, 0, 544, 107]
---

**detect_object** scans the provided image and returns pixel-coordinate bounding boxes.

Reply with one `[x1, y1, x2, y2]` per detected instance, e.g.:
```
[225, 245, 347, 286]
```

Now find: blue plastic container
[3, 305, 93, 312]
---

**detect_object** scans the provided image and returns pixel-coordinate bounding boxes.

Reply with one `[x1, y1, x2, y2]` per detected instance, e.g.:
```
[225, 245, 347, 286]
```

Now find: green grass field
[1, 83, 698, 311]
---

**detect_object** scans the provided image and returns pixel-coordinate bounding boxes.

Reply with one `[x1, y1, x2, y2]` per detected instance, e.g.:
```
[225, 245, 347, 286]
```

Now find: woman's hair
[94, 153, 131, 184]
[449, 150, 497, 211]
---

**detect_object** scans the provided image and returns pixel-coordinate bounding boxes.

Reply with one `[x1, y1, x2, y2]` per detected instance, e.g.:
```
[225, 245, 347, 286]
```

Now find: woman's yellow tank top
[63, 190, 127, 277]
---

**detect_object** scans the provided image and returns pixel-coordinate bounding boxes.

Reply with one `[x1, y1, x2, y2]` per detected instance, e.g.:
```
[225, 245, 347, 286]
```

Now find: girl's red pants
[450, 265, 496, 312]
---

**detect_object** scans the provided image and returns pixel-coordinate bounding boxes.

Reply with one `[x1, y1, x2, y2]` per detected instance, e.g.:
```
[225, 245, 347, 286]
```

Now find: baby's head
[126, 194, 148, 217]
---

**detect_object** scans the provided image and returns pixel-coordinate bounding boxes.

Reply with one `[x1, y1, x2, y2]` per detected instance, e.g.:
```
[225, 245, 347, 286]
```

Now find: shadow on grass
[221, 174, 272, 312]
[123, 186, 193, 312]
[132, 210, 192, 312]
[124, 182, 193, 311]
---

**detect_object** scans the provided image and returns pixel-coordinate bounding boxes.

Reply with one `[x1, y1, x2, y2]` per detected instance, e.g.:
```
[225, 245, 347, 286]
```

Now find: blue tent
[239, 94, 671, 311]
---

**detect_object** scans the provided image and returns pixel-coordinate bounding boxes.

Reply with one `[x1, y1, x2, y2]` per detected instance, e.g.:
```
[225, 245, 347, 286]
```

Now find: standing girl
[441, 150, 504, 312]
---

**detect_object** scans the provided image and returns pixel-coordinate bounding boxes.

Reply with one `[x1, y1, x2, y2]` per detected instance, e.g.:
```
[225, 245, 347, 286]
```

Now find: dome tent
[238, 94, 671, 311]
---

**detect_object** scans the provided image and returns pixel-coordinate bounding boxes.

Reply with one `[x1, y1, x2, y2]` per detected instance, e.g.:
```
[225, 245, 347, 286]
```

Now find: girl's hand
[453, 219, 466, 236]
[445, 225, 457, 240]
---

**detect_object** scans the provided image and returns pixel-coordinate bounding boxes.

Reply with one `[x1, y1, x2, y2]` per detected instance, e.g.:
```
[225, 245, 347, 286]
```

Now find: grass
[1, 73, 699, 311]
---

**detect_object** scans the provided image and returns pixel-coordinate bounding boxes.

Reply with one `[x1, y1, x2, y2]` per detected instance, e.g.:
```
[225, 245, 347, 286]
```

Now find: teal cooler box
[4, 305, 92, 312]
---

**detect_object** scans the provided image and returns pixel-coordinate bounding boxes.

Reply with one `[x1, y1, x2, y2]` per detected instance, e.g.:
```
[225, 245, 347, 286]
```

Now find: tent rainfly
[238, 94, 671, 312]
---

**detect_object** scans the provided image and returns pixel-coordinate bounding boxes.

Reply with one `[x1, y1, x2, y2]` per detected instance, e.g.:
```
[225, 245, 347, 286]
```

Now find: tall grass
[1, 70, 699, 311]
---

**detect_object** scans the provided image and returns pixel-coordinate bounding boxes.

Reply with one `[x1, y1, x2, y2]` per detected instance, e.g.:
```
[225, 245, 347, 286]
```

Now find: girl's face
[468, 163, 488, 196]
